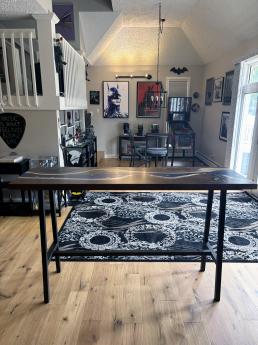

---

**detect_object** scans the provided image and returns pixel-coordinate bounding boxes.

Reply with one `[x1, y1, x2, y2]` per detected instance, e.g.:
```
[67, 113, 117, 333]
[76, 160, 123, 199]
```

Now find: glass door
[233, 93, 258, 178]
[231, 56, 258, 197]
[231, 58, 258, 187]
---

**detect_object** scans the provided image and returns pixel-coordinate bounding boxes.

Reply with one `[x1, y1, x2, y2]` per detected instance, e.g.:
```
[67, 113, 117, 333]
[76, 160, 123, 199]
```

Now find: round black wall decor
[0, 113, 26, 149]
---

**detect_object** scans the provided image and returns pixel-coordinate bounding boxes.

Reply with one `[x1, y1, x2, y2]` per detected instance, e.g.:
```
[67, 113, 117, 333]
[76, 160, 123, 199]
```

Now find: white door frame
[165, 77, 191, 131]
[165, 76, 191, 97]
[230, 57, 258, 193]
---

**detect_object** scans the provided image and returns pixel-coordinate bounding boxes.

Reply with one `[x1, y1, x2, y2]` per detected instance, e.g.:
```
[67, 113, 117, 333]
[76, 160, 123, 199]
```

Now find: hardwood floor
[0, 160, 258, 345]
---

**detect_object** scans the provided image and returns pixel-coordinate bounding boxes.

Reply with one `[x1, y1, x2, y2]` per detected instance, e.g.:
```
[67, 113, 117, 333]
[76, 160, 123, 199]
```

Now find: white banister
[0, 29, 36, 39]
[19, 32, 30, 107]
[11, 32, 21, 106]
[1, 32, 13, 106]
[0, 28, 38, 109]
[28, 31, 38, 107]
[59, 35, 87, 109]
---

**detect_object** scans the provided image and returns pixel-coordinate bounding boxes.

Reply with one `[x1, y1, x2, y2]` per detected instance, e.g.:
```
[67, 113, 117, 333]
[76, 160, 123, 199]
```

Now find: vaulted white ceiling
[79, 0, 258, 66]
[111, 0, 200, 27]
[0, 0, 52, 16]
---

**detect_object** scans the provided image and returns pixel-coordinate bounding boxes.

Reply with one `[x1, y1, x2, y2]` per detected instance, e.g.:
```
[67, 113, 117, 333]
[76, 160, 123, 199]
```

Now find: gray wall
[0, 110, 60, 159]
[87, 65, 204, 157]
[199, 34, 258, 166]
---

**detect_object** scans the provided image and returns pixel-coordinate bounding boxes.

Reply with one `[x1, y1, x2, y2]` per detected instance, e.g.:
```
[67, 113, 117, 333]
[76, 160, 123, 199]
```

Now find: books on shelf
[0, 155, 24, 163]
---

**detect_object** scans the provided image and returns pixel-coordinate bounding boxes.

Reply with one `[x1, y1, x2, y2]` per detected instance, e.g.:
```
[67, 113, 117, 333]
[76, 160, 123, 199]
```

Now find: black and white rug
[58, 192, 258, 262]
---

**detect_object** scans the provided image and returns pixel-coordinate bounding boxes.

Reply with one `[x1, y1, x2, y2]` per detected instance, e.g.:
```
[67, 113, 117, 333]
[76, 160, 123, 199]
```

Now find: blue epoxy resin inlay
[149, 172, 199, 179]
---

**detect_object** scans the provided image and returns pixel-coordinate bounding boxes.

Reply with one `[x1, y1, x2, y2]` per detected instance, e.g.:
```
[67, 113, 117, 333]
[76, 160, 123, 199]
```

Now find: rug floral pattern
[58, 192, 258, 262]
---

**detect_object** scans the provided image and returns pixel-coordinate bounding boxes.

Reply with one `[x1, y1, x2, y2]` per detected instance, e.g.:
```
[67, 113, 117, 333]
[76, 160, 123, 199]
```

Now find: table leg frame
[49, 190, 61, 273]
[200, 189, 214, 272]
[214, 189, 227, 302]
[38, 190, 50, 304]
[37, 188, 227, 304]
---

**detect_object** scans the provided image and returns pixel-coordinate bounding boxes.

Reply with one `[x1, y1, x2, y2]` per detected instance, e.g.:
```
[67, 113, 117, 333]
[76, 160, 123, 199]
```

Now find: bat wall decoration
[170, 67, 188, 75]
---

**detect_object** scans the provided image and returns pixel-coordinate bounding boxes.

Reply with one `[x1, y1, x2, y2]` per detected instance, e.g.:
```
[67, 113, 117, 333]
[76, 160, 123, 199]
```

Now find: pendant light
[145, 1, 167, 110]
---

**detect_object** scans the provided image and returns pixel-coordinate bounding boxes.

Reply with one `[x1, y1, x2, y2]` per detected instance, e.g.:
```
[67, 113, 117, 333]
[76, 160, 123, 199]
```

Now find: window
[249, 64, 258, 83]
[231, 56, 258, 180]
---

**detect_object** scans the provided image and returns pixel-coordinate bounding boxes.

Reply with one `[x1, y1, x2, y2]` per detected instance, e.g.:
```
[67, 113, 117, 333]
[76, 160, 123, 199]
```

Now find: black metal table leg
[49, 190, 61, 274]
[21, 190, 25, 203]
[57, 190, 62, 217]
[214, 189, 227, 302]
[63, 191, 67, 207]
[28, 190, 33, 213]
[38, 190, 50, 304]
[200, 189, 214, 272]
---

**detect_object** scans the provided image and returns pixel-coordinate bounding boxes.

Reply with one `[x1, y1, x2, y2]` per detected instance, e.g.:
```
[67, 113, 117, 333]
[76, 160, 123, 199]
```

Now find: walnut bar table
[10, 167, 257, 303]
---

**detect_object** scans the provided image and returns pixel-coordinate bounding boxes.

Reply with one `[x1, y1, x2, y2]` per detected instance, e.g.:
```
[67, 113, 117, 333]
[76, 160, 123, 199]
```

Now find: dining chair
[170, 130, 195, 167]
[129, 135, 146, 167]
[145, 133, 169, 167]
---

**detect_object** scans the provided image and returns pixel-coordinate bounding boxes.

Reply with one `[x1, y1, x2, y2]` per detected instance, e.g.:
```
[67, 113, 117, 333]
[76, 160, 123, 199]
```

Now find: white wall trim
[165, 76, 191, 96]
[196, 151, 222, 167]
[104, 153, 119, 159]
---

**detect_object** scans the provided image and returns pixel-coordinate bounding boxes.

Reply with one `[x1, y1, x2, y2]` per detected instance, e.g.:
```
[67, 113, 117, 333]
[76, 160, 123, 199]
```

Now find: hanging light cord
[156, 1, 165, 84]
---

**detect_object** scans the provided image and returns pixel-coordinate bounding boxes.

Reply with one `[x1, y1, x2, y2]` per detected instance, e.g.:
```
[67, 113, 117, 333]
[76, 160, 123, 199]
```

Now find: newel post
[33, 13, 60, 109]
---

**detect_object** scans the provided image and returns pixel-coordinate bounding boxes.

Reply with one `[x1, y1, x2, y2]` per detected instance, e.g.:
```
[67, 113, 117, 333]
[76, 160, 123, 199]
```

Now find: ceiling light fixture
[144, 1, 167, 109]
[115, 74, 152, 80]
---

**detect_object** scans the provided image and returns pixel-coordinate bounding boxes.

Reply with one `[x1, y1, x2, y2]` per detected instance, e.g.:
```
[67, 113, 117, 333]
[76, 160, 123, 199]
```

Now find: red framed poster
[137, 81, 162, 118]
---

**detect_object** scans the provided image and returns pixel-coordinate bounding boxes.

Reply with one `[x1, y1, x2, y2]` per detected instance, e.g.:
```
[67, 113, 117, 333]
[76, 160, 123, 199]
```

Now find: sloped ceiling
[0, 0, 52, 16]
[94, 27, 203, 66]
[112, 0, 200, 27]
[182, 0, 258, 64]
[80, 11, 122, 63]
[79, 0, 258, 66]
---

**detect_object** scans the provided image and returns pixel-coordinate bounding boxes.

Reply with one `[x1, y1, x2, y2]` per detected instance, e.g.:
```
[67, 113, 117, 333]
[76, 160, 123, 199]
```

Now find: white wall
[199, 34, 258, 166]
[87, 65, 204, 157]
[0, 110, 60, 159]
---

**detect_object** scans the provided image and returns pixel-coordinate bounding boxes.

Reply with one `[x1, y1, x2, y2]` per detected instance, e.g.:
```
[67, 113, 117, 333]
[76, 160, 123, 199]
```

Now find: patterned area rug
[58, 192, 258, 262]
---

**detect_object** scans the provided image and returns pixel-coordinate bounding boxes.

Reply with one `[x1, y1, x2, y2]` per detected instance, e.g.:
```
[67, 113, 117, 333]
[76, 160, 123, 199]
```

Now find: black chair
[129, 136, 146, 167]
[170, 130, 195, 167]
[145, 133, 169, 167]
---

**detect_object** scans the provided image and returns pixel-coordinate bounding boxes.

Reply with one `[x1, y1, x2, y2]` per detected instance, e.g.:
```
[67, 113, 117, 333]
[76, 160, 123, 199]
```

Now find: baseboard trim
[104, 154, 119, 159]
[196, 151, 222, 167]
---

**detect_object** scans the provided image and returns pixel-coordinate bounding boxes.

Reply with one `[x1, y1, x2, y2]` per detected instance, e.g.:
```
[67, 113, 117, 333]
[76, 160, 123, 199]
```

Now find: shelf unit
[60, 109, 86, 146]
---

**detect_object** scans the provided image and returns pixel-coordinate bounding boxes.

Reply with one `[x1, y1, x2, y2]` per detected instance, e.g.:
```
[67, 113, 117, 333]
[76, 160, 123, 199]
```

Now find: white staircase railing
[0, 27, 87, 111]
[0, 29, 38, 109]
[58, 35, 87, 109]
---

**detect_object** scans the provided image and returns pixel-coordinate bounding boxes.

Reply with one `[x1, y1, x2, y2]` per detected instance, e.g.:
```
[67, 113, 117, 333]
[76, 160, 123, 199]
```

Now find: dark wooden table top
[9, 167, 257, 191]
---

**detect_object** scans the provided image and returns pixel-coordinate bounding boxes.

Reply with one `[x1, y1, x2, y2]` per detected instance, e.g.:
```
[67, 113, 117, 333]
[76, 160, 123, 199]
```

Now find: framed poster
[60, 111, 66, 125]
[137, 81, 162, 118]
[103, 81, 129, 118]
[205, 78, 214, 105]
[67, 126, 74, 139]
[60, 125, 67, 142]
[90, 91, 100, 105]
[213, 77, 224, 102]
[73, 110, 80, 122]
[223, 70, 234, 105]
[66, 110, 73, 127]
[219, 112, 230, 141]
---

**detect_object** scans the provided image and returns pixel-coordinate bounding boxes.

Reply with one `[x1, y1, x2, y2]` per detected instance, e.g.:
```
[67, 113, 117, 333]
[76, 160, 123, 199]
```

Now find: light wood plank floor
[0, 159, 258, 345]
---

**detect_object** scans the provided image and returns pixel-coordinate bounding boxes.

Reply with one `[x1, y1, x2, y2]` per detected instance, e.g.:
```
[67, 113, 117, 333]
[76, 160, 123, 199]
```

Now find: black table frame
[39, 187, 225, 304]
